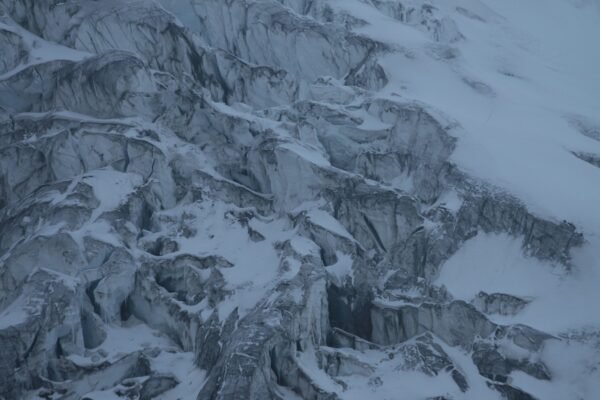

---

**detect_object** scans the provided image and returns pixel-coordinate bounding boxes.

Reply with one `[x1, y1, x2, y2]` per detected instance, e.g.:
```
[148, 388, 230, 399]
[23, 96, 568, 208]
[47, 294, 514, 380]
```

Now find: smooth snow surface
[335, 0, 600, 233]
[438, 232, 600, 333]
[436, 233, 565, 300]
[84, 169, 144, 221]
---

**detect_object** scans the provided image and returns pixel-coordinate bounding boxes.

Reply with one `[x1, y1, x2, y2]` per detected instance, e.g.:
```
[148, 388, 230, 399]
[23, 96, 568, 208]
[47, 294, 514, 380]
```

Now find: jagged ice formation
[1, 0, 600, 399]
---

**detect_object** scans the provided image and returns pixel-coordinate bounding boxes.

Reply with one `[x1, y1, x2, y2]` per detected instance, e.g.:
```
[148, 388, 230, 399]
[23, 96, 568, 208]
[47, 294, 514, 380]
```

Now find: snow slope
[335, 0, 600, 232]
[1, 0, 599, 399]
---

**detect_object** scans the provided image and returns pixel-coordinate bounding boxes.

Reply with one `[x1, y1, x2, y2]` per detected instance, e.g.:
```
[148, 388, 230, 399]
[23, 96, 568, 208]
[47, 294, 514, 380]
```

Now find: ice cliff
[1, 0, 599, 399]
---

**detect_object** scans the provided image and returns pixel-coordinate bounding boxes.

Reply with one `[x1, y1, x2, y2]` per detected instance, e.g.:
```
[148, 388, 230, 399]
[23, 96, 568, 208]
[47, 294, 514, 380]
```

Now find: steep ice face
[0, 0, 599, 399]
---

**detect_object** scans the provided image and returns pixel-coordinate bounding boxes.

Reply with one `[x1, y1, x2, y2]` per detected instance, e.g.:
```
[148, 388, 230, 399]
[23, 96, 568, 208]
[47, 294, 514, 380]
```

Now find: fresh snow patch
[437, 232, 600, 333]
[306, 209, 356, 242]
[0, 295, 30, 329]
[436, 233, 565, 300]
[334, 0, 600, 234]
[326, 252, 354, 283]
[508, 335, 600, 400]
[164, 201, 294, 319]
[280, 142, 332, 167]
[83, 169, 144, 221]
[100, 321, 175, 360]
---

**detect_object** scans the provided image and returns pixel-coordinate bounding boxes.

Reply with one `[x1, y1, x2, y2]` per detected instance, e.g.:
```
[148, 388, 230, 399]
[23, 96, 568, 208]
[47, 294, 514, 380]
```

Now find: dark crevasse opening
[326, 282, 373, 342]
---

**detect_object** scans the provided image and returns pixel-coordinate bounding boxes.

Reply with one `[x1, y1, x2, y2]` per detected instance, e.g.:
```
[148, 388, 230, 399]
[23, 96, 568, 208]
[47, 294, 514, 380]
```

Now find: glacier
[0, 0, 599, 399]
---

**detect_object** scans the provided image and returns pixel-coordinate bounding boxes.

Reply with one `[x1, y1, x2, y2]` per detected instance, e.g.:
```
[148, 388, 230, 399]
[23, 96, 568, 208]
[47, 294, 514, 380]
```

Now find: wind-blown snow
[436, 233, 565, 300]
[335, 0, 600, 234]
[512, 338, 600, 400]
[436, 232, 600, 333]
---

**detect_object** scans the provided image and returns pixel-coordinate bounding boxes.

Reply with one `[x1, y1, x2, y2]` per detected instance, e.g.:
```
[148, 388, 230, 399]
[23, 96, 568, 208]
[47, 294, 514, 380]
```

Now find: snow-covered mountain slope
[0, 0, 599, 399]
